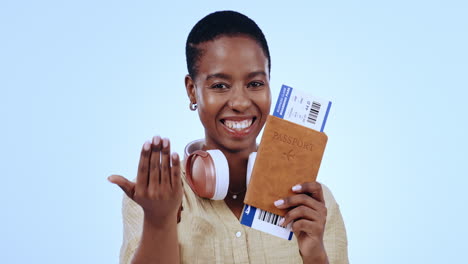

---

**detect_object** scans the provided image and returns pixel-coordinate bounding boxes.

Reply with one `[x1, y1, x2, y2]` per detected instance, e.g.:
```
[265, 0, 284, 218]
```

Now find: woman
[109, 11, 348, 263]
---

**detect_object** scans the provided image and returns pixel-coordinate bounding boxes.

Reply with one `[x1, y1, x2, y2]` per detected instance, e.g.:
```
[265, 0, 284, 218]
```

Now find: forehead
[196, 35, 269, 79]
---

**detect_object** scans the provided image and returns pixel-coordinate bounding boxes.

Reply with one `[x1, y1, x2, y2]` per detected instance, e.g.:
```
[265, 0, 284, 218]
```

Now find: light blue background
[1, 0, 467, 263]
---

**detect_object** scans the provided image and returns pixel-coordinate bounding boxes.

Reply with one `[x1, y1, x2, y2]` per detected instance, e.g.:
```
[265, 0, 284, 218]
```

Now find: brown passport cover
[244, 115, 328, 217]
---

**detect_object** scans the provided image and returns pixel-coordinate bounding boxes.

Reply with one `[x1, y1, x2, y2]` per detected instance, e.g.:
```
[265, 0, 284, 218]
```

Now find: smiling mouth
[220, 117, 257, 132]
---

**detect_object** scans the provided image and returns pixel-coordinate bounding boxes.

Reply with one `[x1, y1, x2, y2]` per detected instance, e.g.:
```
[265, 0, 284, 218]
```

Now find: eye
[247, 81, 264, 89]
[211, 83, 229, 89]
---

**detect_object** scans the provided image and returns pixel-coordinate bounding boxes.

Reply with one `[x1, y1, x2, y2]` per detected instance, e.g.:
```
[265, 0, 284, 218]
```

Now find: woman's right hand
[108, 136, 183, 227]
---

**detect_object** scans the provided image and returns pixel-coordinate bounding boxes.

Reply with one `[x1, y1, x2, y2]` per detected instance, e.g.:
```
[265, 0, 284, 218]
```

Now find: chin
[216, 135, 259, 154]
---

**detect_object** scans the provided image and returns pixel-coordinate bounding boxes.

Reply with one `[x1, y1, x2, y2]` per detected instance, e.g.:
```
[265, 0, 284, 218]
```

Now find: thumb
[108, 175, 135, 198]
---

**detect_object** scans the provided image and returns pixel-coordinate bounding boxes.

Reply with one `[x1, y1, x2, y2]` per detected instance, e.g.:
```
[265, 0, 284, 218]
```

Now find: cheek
[197, 88, 224, 106]
[258, 90, 272, 113]
[204, 94, 223, 107]
[251, 90, 272, 129]
[197, 92, 225, 120]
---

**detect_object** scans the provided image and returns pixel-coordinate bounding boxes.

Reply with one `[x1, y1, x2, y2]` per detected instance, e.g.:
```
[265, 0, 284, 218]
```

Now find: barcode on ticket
[307, 101, 321, 125]
[257, 209, 285, 228]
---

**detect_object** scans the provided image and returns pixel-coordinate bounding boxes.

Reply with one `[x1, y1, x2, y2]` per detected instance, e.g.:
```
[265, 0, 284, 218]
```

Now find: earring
[189, 102, 198, 111]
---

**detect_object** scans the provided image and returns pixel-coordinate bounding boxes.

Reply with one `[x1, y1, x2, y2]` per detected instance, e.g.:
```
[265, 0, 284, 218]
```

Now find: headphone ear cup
[185, 150, 216, 199]
[206, 150, 229, 200]
[246, 152, 257, 187]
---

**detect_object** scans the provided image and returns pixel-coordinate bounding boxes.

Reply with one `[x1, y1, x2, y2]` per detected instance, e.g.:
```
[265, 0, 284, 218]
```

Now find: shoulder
[318, 182, 344, 226]
[120, 194, 143, 264]
[319, 182, 349, 264]
[320, 182, 337, 209]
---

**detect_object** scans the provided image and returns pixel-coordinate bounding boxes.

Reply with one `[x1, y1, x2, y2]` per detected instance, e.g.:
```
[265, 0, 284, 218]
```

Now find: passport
[243, 115, 328, 216]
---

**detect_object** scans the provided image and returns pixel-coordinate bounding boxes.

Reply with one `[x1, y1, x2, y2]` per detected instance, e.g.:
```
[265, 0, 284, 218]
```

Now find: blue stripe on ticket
[240, 205, 256, 227]
[320, 101, 332, 132]
[273, 85, 293, 118]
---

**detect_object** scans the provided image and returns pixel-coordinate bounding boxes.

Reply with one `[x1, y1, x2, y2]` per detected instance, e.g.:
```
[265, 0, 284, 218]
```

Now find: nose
[229, 86, 252, 113]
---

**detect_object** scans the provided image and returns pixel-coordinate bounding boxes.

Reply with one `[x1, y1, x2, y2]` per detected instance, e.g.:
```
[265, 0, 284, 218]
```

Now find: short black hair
[186, 10, 271, 79]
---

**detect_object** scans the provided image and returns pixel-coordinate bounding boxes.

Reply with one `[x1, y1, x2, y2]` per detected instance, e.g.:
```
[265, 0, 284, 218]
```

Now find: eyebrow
[246, 71, 267, 79]
[206, 73, 232, 81]
[205, 71, 267, 81]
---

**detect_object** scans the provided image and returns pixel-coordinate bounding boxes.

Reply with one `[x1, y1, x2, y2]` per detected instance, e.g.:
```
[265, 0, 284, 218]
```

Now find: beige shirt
[119, 173, 349, 264]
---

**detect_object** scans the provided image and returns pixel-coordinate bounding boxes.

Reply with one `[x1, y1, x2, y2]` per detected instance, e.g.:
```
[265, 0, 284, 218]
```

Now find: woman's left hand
[274, 182, 329, 264]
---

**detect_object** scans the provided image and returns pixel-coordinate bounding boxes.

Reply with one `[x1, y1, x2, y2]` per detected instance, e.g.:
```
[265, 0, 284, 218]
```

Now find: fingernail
[152, 135, 160, 145]
[292, 184, 302, 192]
[274, 199, 284, 207]
[163, 138, 169, 148]
[278, 218, 285, 226]
[143, 140, 151, 151]
[172, 153, 178, 160]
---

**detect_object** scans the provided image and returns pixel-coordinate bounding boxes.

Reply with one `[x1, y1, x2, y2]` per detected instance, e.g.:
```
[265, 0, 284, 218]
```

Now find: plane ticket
[240, 84, 332, 240]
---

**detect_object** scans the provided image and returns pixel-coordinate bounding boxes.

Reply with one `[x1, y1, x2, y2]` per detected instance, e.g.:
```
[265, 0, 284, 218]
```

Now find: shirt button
[235, 231, 242, 238]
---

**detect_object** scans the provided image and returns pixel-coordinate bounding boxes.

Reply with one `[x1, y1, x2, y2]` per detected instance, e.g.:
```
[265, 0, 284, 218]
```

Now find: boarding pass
[240, 84, 332, 240]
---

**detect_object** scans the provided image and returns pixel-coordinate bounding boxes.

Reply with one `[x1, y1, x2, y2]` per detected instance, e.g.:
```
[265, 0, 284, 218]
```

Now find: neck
[224, 150, 250, 192]
[202, 138, 257, 195]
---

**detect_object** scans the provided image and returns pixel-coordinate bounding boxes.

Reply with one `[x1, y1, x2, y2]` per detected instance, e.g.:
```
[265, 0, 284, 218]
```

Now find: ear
[185, 74, 196, 104]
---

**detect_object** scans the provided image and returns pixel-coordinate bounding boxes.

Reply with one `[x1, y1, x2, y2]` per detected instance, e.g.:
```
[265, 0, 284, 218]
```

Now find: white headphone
[184, 139, 257, 200]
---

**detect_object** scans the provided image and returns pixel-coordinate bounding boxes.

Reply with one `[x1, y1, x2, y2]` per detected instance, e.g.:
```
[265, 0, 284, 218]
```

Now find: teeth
[224, 119, 253, 131]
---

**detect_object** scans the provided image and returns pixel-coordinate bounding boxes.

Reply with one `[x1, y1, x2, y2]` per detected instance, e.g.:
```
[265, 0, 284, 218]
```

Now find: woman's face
[186, 35, 271, 153]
